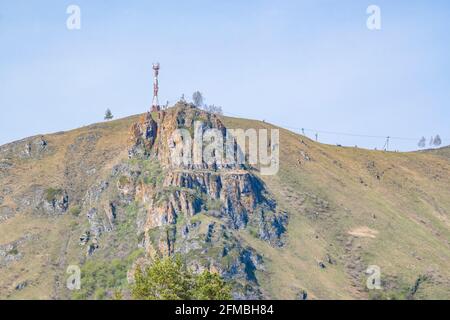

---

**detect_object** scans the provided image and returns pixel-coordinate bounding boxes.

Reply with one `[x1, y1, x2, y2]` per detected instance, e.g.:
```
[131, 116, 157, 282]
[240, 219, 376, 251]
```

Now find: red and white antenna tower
[151, 62, 160, 112]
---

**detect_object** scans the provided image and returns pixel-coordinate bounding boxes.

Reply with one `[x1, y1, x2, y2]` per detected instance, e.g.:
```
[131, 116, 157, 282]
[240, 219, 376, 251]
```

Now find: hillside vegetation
[0, 106, 449, 299]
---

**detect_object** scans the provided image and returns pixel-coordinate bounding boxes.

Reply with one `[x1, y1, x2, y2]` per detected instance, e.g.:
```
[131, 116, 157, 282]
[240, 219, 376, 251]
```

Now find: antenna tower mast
[151, 63, 160, 112]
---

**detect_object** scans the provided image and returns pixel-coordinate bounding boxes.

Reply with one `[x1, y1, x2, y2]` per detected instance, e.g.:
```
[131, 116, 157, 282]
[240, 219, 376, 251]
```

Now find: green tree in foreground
[132, 255, 232, 300]
[192, 270, 232, 300]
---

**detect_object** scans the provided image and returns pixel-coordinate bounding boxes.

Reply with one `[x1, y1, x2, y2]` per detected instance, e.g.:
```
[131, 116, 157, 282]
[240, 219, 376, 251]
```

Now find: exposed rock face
[126, 103, 288, 244]
[13, 185, 69, 215]
[0, 243, 23, 267]
[0, 234, 37, 267]
[43, 190, 69, 214]
[160, 169, 288, 245]
[297, 290, 308, 300]
[15, 281, 28, 291]
[128, 112, 158, 158]
[79, 179, 123, 255]
[163, 171, 260, 228]
[120, 103, 289, 297]
[86, 208, 104, 237]
[0, 136, 50, 160]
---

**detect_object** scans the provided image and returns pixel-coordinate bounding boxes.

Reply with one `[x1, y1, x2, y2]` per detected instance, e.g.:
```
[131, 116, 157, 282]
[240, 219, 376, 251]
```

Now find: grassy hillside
[0, 113, 449, 299]
[426, 146, 450, 160]
[223, 116, 450, 299]
[0, 116, 136, 298]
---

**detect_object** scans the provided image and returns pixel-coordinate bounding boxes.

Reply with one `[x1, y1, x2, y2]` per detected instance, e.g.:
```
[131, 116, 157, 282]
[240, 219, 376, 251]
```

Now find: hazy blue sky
[1, 0, 449, 150]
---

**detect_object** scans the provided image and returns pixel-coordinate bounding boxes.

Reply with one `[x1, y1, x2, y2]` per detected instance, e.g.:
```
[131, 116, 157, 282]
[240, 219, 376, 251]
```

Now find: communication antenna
[151, 62, 160, 112]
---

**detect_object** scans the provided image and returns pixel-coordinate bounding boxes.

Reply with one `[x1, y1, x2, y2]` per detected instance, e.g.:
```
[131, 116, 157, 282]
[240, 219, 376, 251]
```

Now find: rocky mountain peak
[119, 104, 288, 297]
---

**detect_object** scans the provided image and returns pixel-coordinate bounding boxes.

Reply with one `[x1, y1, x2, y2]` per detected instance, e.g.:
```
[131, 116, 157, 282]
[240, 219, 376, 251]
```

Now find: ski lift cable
[222, 111, 447, 142]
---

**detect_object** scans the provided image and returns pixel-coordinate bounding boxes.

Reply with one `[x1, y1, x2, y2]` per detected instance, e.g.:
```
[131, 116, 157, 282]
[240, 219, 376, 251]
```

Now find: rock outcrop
[127, 103, 288, 245]
[13, 185, 69, 215]
[0, 136, 50, 160]
[120, 103, 288, 297]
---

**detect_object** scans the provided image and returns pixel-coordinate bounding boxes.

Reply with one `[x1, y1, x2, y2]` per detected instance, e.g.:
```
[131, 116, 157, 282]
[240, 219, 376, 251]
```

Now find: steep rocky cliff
[79, 103, 288, 298]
